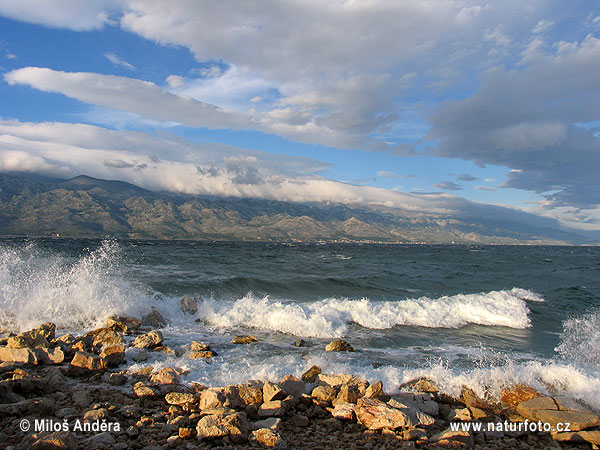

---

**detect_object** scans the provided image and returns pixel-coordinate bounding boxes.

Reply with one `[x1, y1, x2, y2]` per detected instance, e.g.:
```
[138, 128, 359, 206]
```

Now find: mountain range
[0, 172, 596, 244]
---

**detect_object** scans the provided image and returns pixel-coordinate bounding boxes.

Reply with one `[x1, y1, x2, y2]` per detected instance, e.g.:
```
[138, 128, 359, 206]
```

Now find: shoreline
[1, 319, 599, 449]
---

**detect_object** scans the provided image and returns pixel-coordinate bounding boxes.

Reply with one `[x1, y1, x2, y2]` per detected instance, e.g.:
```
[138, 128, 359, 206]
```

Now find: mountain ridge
[0, 172, 595, 244]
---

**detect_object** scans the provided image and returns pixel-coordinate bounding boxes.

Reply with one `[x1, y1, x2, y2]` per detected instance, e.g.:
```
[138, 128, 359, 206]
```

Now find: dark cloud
[103, 159, 134, 168]
[434, 181, 463, 191]
[457, 173, 479, 182]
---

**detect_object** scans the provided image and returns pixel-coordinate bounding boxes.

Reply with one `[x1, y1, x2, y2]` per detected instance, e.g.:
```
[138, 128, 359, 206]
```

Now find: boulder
[279, 374, 305, 399]
[251, 418, 281, 430]
[331, 402, 356, 421]
[355, 397, 412, 430]
[34, 347, 65, 364]
[150, 367, 180, 385]
[0, 397, 56, 418]
[133, 382, 161, 398]
[399, 377, 439, 394]
[263, 381, 285, 402]
[83, 407, 110, 421]
[99, 344, 125, 367]
[105, 316, 141, 334]
[190, 341, 212, 351]
[141, 308, 167, 328]
[30, 431, 76, 450]
[166, 392, 196, 406]
[364, 380, 384, 399]
[35, 322, 56, 341]
[317, 373, 369, 395]
[69, 351, 107, 374]
[252, 428, 285, 447]
[190, 351, 217, 359]
[6, 335, 31, 349]
[132, 330, 163, 349]
[196, 412, 247, 440]
[295, 339, 305, 347]
[390, 392, 439, 417]
[301, 365, 321, 383]
[258, 401, 286, 417]
[387, 398, 435, 427]
[516, 396, 600, 431]
[178, 296, 198, 315]
[238, 384, 263, 407]
[552, 430, 600, 446]
[82, 327, 124, 349]
[332, 384, 360, 406]
[0, 347, 38, 364]
[500, 384, 541, 408]
[199, 388, 227, 410]
[312, 385, 337, 403]
[431, 428, 474, 448]
[232, 335, 258, 344]
[325, 339, 354, 352]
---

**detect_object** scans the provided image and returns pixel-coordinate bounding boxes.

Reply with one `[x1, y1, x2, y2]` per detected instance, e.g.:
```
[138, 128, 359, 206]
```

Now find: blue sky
[0, 1, 599, 230]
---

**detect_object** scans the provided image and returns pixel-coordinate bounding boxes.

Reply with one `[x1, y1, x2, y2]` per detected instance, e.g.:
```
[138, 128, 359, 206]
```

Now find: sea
[1, 238, 599, 408]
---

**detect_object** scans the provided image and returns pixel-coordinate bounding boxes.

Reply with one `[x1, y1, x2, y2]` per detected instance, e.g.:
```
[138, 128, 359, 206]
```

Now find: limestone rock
[34, 347, 64, 364]
[150, 367, 180, 385]
[166, 392, 196, 405]
[332, 384, 360, 406]
[316, 373, 368, 395]
[0, 347, 39, 364]
[238, 384, 263, 407]
[355, 397, 411, 430]
[447, 407, 472, 421]
[516, 396, 600, 432]
[83, 407, 110, 421]
[251, 417, 281, 430]
[232, 335, 258, 344]
[133, 381, 161, 398]
[390, 392, 439, 417]
[35, 322, 56, 341]
[331, 402, 356, 421]
[399, 377, 439, 394]
[258, 401, 286, 417]
[199, 388, 227, 410]
[6, 335, 31, 349]
[0, 397, 56, 418]
[108, 372, 128, 385]
[364, 380, 384, 399]
[142, 308, 167, 328]
[500, 384, 541, 408]
[387, 398, 436, 427]
[252, 428, 285, 447]
[105, 316, 141, 334]
[190, 341, 212, 352]
[431, 428, 474, 448]
[312, 385, 337, 403]
[325, 339, 354, 352]
[280, 374, 305, 399]
[553, 430, 600, 445]
[30, 431, 76, 450]
[190, 350, 217, 359]
[69, 351, 107, 374]
[178, 296, 198, 315]
[82, 327, 124, 348]
[132, 330, 163, 349]
[99, 344, 125, 367]
[196, 412, 247, 440]
[263, 381, 285, 402]
[301, 365, 321, 383]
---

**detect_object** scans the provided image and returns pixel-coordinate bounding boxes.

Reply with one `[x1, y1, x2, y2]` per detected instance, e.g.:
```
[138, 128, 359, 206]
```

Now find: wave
[555, 310, 600, 365]
[0, 240, 148, 332]
[194, 288, 544, 338]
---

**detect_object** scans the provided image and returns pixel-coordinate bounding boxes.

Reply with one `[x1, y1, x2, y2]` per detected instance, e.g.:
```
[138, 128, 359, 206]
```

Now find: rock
[190, 351, 217, 359]
[516, 396, 600, 431]
[252, 417, 281, 430]
[364, 380, 384, 399]
[179, 427, 194, 439]
[19, 327, 51, 347]
[355, 397, 412, 430]
[166, 392, 196, 405]
[142, 308, 167, 328]
[387, 398, 436, 427]
[448, 407, 472, 421]
[390, 392, 439, 417]
[190, 341, 212, 351]
[35, 322, 56, 341]
[399, 377, 439, 394]
[252, 428, 285, 447]
[196, 412, 247, 440]
[0, 347, 39, 364]
[301, 365, 321, 383]
[99, 344, 125, 367]
[82, 431, 115, 447]
[150, 367, 180, 385]
[431, 428, 474, 448]
[238, 384, 263, 407]
[291, 414, 309, 427]
[460, 388, 491, 410]
[34, 347, 65, 364]
[280, 374, 305, 399]
[295, 339, 305, 347]
[0, 397, 56, 418]
[84, 407, 110, 421]
[333, 384, 360, 406]
[232, 335, 258, 344]
[325, 339, 354, 352]
[331, 402, 356, 421]
[105, 316, 141, 334]
[500, 384, 541, 408]
[69, 351, 107, 374]
[263, 381, 285, 402]
[82, 327, 124, 348]
[552, 430, 600, 445]
[312, 385, 337, 403]
[178, 296, 198, 315]
[132, 330, 163, 349]
[316, 373, 369, 395]
[258, 401, 286, 417]
[133, 381, 161, 398]
[108, 372, 128, 385]
[72, 390, 91, 407]
[199, 388, 227, 410]
[30, 431, 76, 449]
[6, 335, 31, 349]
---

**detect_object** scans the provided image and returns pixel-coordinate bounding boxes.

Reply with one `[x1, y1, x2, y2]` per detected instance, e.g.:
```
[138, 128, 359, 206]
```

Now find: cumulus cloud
[427, 34, 600, 211]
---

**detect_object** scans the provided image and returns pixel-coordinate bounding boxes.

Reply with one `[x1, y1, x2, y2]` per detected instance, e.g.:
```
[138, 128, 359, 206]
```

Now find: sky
[0, 1, 599, 230]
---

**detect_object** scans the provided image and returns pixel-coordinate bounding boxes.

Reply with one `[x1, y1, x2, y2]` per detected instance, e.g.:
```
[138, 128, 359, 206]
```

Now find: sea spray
[0, 240, 148, 331]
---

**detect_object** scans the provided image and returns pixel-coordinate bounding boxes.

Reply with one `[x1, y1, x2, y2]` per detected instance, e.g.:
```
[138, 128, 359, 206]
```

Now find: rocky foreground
[1, 314, 599, 450]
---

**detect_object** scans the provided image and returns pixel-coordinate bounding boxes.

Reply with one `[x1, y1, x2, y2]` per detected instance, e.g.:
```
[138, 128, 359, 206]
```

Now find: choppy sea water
[1, 238, 599, 409]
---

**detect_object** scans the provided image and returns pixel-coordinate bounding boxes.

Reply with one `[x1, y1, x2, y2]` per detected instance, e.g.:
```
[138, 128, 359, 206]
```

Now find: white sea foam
[195, 288, 544, 338]
[555, 311, 600, 365]
[0, 240, 147, 331]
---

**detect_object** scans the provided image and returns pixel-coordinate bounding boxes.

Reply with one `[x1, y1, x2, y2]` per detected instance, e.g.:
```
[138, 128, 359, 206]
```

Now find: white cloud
[104, 52, 135, 70]
[532, 19, 554, 34]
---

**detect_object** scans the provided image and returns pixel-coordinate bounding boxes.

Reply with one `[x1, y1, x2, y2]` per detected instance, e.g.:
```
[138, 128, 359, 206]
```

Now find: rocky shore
[1, 315, 599, 450]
